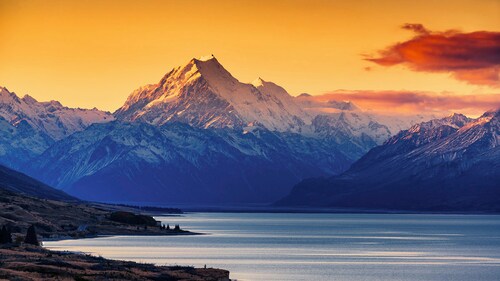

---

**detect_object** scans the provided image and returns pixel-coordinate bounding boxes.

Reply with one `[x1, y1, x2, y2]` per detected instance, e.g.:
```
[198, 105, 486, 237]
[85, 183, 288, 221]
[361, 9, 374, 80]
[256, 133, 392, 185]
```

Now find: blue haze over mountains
[0, 57, 498, 210]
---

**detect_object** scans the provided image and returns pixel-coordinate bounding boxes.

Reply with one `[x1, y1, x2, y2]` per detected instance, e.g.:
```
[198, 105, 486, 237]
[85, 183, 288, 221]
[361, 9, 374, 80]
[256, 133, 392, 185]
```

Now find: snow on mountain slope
[384, 113, 473, 147]
[409, 110, 499, 159]
[296, 92, 441, 134]
[114, 56, 428, 159]
[25, 121, 351, 204]
[312, 112, 391, 144]
[251, 77, 311, 123]
[295, 93, 360, 112]
[0, 86, 114, 140]
[115, 57, 309, 132]
[0, 117, 53, 169]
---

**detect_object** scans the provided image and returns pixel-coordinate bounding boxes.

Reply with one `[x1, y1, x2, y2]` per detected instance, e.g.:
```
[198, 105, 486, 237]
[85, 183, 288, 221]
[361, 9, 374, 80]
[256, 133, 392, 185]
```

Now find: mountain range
[2, 56, 496, 209]
[277, 110, 500, 211]
[0, 57, 409, 204]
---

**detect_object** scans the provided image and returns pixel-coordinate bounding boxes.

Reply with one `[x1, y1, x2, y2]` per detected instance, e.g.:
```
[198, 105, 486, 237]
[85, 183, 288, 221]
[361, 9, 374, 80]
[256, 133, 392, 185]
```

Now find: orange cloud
[366, 24, 500, 87]
[304, 91, 500, 117]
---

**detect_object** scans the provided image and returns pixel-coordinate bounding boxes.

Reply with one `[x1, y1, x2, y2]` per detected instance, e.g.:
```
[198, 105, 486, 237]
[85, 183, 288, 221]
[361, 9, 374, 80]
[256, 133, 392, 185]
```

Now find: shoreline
[42, 230, 206, 242]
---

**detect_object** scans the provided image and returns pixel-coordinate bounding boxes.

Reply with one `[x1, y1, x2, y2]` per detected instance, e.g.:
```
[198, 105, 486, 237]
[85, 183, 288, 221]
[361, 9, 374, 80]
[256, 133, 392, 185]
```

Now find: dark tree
[24, 225, 39, 246]
[174, 224, 180, 231]
[0, 226, 6, 243]
[166, 224, 170, 230]
[0, 225, 12, 244]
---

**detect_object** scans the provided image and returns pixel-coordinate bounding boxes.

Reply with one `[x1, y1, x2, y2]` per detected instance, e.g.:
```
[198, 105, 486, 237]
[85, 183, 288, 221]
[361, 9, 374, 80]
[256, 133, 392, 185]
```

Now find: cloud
[365, 24, 500, 87]
[401, 23, 430, 35]
[300, 90, 500, 117]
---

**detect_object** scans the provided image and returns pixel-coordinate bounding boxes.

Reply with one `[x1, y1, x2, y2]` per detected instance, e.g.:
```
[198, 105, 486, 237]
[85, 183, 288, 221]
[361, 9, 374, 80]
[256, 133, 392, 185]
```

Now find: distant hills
[277, 110, 500, 212]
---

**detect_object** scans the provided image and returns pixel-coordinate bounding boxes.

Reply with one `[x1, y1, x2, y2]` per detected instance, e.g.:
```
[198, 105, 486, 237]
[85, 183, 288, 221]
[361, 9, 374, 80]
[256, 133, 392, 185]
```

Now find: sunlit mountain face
[115, 57, 309, 132]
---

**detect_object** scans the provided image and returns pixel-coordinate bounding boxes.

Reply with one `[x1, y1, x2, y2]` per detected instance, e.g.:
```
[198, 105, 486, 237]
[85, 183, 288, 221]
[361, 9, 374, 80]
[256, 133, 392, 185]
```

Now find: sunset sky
[0, 0, 499, 115]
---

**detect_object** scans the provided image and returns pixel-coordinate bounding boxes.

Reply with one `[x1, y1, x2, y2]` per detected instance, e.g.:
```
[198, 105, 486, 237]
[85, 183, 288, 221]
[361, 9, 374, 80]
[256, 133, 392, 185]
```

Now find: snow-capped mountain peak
[115, 57, 310, 132]
[0, 86, 114, 140]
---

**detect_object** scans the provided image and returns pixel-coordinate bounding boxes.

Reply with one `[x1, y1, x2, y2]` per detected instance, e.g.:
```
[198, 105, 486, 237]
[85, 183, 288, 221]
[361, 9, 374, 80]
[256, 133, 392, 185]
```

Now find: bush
[0, 225, 12, 244]
[24, 225, 40, 246]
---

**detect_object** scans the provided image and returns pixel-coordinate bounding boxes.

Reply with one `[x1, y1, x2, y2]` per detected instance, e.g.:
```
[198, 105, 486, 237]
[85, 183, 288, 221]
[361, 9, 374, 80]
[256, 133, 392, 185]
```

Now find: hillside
[0, 164, 75, 201]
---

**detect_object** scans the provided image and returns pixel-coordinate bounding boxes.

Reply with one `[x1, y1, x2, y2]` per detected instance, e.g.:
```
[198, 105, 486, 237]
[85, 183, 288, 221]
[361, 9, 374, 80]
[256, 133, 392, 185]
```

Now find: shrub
[24, 225, 40, 246]
[0, 225, 12, 244]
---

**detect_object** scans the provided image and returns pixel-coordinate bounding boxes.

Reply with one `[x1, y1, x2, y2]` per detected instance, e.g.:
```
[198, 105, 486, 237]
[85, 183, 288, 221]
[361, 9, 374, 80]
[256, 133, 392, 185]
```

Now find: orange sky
[0, 0, 499, 113]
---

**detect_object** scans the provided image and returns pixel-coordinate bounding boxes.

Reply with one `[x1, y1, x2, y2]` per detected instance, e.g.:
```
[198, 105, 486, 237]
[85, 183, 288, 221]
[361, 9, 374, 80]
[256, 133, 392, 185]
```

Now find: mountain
[114, 56, 403, 160]
[0, 87, 113, 140]
[1, 57, 442, 205]
[115, 56, 309, 132]
[295, 92, 441, 140]
[277, 110, 500, 211]
[25, 121, 351, 204]
[0, 86, 113, 168]
[0, 163, 75, 201]
[310, 113, 391, 159]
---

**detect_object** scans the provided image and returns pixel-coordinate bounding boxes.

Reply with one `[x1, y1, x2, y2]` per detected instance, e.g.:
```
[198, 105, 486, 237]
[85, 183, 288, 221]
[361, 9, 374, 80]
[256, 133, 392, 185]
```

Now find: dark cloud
[365, 24, 500, 87]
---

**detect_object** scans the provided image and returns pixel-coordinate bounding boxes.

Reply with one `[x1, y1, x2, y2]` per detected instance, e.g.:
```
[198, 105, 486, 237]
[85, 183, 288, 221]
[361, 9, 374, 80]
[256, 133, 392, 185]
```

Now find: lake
[45, 213, 500, 281]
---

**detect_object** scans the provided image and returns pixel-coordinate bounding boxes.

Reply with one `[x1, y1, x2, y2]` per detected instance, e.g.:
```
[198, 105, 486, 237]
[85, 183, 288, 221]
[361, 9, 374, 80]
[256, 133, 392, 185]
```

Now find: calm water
[45, 213, 500, 281]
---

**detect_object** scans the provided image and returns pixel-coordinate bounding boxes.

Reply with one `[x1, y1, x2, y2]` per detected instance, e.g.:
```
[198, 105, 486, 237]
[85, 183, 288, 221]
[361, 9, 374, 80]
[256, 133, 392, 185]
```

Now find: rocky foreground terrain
[0, 244, 230, 281]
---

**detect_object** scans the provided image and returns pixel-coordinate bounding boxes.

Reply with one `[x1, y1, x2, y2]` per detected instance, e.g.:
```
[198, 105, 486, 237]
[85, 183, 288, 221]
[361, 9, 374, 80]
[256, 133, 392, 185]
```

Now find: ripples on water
[46, 213, 500, 281]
